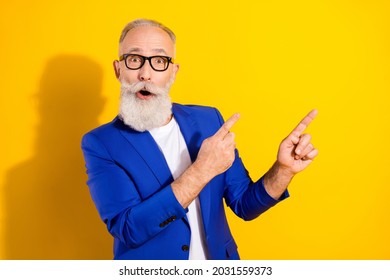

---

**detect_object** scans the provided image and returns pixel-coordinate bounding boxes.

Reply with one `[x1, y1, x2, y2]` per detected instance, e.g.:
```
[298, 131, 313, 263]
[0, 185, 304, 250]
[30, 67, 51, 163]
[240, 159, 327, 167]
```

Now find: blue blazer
[81, 104, 288, 260]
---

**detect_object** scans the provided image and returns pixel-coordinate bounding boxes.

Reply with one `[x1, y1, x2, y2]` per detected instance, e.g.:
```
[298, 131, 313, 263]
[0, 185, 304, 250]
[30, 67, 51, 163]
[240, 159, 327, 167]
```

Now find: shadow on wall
[3, 54, 112, 259]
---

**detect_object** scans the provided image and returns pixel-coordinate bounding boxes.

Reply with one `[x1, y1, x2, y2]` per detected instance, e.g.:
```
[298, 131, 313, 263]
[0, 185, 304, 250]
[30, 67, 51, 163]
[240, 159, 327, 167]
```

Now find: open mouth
[136, 89, 154, 100]
[139, 90, 152, 96]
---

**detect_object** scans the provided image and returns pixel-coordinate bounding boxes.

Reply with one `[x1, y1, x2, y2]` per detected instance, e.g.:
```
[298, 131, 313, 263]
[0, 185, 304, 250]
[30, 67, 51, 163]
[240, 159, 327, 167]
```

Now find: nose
[138, 61, 152, 81]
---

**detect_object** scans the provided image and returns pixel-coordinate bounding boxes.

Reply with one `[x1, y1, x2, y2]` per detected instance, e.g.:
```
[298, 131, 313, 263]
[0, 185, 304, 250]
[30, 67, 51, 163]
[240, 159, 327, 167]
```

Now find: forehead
[120, 25, 175, 56]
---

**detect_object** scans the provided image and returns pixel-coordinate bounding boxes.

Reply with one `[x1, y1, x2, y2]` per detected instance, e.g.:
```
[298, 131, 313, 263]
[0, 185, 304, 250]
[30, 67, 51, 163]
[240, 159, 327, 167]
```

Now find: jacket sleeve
[81, 132, 187, 248]
[212, 109, 289, 221]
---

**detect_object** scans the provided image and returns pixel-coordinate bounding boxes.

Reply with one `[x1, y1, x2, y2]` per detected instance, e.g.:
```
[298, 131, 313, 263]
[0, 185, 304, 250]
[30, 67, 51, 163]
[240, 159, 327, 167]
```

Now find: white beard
[119, 77, 174, 132]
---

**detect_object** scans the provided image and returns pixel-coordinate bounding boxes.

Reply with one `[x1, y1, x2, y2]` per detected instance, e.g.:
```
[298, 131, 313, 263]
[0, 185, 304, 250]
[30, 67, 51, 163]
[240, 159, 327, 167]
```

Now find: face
[114, 25, 179, 131]
[113, 25, 179, 100]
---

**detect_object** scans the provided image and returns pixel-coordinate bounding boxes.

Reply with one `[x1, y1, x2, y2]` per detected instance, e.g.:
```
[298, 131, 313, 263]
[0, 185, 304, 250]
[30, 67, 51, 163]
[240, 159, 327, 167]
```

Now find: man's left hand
[277, 109, 319, 176]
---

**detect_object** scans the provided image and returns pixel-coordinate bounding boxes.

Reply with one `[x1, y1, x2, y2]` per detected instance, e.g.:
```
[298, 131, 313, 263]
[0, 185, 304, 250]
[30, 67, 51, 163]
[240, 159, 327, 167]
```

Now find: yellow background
[0, 0, 389, 259]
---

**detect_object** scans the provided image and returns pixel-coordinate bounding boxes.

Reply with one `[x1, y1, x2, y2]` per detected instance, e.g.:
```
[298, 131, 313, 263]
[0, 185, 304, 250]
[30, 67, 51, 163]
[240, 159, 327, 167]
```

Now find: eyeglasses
[119, 54, 174, 72]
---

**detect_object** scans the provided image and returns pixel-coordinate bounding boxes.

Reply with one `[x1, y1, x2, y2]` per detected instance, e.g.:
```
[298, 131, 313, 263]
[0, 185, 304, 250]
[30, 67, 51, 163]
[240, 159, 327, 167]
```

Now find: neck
[162, 114, 173, 126]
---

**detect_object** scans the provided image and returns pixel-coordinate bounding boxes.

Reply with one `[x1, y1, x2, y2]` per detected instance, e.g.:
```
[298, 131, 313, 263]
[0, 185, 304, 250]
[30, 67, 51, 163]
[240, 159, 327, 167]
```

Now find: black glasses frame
[119, 54, 174, 72]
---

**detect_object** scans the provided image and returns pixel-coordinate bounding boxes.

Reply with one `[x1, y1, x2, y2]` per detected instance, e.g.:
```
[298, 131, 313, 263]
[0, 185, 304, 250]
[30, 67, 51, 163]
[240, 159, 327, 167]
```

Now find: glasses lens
[151, 56, 169, 71]
[125, 55, 144, 69]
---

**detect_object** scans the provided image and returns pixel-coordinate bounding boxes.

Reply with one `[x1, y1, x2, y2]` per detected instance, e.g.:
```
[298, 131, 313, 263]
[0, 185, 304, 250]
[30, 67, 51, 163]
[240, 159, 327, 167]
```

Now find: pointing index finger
[215, 113, 240, 138]
[290, 109, 318, 137]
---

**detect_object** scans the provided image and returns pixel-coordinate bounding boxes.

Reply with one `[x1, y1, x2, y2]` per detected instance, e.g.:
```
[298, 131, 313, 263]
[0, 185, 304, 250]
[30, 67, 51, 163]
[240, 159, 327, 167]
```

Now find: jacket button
[181, 245, 189, 251]
[159, 222, 166, 228]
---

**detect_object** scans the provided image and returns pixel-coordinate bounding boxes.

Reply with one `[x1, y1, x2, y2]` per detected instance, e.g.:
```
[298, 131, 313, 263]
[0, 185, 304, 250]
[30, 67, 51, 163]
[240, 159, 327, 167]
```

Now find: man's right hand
[171, 113, 240, 208]
[194, 113, 240, 181]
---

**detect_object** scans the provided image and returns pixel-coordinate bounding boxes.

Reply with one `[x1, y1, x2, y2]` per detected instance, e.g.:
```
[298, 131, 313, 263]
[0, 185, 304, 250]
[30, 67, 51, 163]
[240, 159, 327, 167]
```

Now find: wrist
[273, 161, 296, 180]
[263, 161, 294, 200]
[171, 161, 211, 208]
[191, 160, 214, 185]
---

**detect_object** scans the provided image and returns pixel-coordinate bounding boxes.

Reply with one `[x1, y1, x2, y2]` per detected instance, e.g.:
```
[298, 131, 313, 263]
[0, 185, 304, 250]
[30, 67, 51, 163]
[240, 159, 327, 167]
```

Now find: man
[81, 19, 318, 260]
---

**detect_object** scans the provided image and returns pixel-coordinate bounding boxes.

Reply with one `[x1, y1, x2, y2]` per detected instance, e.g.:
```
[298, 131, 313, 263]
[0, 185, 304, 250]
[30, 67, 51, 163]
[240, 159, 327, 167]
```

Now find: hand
[194, 113, 240, 180]
[277, 109, 318, 175]
[172, 113, 240, 208]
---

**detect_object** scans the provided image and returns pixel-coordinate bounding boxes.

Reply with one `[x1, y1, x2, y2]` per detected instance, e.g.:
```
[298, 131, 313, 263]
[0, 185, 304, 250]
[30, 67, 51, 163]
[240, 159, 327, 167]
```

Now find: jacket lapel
[115, 118, 174, 189]
[172, 104, 200, 162]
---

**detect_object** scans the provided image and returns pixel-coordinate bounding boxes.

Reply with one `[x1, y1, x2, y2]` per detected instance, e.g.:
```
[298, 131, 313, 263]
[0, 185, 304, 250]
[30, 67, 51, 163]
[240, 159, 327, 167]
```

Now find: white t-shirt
[149, 117, 208, 259]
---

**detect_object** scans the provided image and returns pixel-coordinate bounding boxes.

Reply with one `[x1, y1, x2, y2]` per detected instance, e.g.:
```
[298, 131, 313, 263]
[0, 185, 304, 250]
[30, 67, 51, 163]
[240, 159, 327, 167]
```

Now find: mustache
[121, 81, 169, 96]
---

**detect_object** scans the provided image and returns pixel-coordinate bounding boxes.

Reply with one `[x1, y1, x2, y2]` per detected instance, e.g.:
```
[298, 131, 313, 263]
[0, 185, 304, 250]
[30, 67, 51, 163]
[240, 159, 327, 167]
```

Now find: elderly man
[81, 19, 318, 260]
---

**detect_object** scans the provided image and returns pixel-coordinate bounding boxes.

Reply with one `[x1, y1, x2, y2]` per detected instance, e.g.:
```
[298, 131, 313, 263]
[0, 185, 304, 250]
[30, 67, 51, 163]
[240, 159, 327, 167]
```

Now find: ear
[172, 63, 180, 80]
[113, 60, 121, 80]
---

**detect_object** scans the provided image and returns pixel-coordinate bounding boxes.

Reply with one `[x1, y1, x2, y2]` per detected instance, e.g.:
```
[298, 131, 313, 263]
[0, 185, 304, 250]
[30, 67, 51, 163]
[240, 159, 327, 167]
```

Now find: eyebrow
[126, 47, 142, 53]
[151, 48, 168, 55]
[125, 47, 168, 55]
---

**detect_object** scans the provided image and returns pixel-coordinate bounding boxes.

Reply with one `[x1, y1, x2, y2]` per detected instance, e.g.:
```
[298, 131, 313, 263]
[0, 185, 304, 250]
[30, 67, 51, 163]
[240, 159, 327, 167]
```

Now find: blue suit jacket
[81, 104, 288, 260]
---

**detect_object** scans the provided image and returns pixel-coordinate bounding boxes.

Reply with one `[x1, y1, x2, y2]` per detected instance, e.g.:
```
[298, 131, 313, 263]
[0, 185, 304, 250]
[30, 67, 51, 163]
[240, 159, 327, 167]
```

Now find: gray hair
[119, 19, 176, 44]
